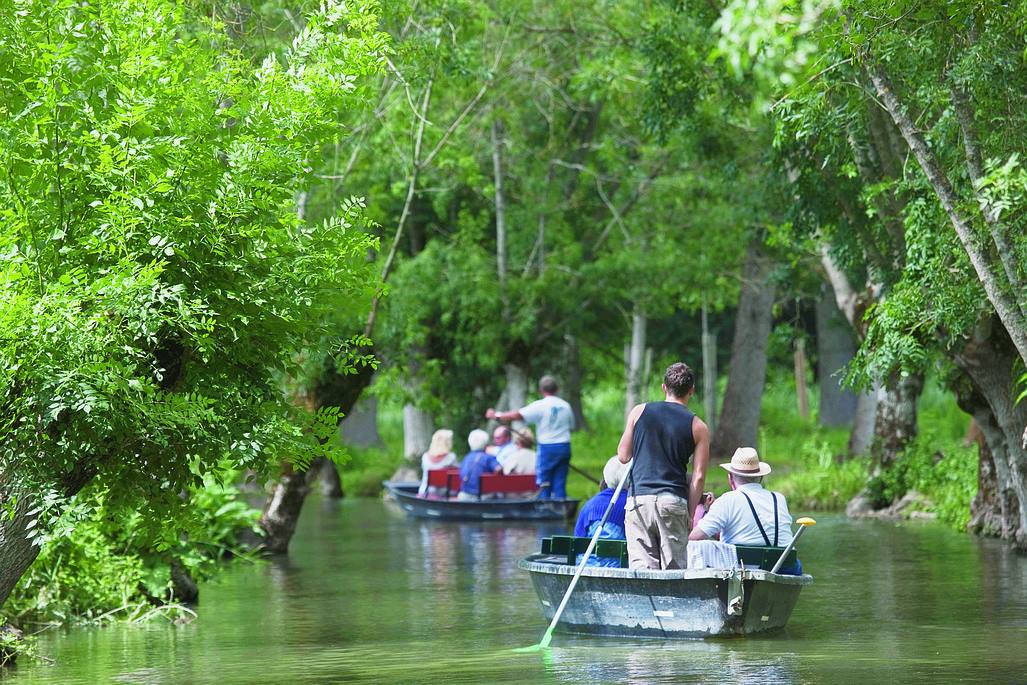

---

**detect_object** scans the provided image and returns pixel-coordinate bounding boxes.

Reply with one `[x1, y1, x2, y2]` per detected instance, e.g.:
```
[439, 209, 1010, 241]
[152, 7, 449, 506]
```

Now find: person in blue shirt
[572, 457, 629, 566]
[457, 429, 502, 501]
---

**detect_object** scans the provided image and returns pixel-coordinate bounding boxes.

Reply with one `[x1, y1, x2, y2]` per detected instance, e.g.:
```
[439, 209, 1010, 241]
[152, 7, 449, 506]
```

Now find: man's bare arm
[688, 527, 710, 541]
[688, 417, 710, 522]
[486, 408, 524, 423]
[617, 404, 645, 464]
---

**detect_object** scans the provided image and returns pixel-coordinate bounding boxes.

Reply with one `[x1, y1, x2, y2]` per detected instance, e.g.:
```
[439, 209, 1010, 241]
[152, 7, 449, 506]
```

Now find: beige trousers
[625, 493, 691, 569]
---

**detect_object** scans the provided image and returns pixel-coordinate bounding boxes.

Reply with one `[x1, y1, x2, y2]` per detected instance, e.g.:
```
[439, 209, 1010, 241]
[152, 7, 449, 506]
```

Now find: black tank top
[629, 402, 695, 498]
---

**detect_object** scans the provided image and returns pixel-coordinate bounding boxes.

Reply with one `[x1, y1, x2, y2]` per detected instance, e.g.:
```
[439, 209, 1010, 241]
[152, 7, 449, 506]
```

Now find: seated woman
[501, 428, 537, 475]
[417, 429, 457, 498]
[456, 429, 502, 501]
[572, 457, 629, 567]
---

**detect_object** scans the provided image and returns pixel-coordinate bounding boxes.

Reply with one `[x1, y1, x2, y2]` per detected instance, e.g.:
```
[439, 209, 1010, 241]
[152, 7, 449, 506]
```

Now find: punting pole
[769, 517, 816, 575]
[514, 456, 634, 652]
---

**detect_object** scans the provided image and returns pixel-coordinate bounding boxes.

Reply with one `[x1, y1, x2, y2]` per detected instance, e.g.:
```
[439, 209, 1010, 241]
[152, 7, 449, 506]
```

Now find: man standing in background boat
[617, 362, 710, 569]
[486, 376, 574, 499]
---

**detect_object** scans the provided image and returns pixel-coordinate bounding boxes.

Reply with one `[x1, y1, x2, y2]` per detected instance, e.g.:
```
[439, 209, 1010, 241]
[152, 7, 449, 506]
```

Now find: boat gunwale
[518, 553, 813, 585]
[384, 481, 579, 507]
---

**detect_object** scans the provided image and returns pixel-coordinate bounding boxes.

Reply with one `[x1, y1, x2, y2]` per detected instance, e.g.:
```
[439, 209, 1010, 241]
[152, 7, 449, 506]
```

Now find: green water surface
[3, 497, 1026, 684]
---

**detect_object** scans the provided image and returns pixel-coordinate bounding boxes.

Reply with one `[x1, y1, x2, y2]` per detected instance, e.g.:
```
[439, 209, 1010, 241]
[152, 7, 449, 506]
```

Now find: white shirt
[502, 447, 536, 475]
[697, 483, 793, 547]
[519, 395, 574, 444]
[492, 441, 517, 465]
[418, 451, 458, 495]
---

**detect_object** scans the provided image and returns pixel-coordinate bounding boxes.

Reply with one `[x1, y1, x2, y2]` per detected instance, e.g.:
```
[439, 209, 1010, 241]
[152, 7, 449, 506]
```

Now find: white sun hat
[719, 447, 772, 477]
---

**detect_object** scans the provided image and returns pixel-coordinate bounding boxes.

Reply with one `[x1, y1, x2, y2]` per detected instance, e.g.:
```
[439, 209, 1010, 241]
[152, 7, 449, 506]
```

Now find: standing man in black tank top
[617, 362, 710, 569]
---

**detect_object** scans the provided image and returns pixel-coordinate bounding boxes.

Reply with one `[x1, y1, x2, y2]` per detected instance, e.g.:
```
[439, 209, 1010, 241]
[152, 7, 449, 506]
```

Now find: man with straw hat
[617, 362, 710, 570]
[689, 447, 795, 550]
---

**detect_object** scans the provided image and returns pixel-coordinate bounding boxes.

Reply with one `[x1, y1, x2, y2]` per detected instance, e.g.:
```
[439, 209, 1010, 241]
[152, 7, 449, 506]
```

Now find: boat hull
[520, 554, 812, 638]
[384, 483, 579, 521]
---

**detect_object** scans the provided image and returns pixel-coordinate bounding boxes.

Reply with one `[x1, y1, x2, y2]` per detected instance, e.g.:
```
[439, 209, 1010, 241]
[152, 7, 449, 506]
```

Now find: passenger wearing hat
[617, 362, 711, 570]
[689, 448, 802, 574]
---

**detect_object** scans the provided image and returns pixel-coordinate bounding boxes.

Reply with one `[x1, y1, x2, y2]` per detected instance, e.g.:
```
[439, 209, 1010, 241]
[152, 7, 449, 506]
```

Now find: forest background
[1, 0, 1025, 650]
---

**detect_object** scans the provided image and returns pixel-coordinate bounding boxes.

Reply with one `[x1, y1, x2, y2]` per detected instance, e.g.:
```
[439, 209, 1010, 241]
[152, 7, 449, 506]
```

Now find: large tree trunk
[953, 316, 1027, 548]
[398, 402, 433, 480]
[871, 371, 924, 470]
[258, 359, 374, 554]
[562, 331, 589, 432]
[339, 395, 384, 449]
[625, 305, 647, 416]
[0, 468, 94, 607]
[815, 289, 858, 427]
[0, 498, 43, 608]
[504, 364, 528, 418]
[712, 244, 777, 458]
[848, 388, 879, 457]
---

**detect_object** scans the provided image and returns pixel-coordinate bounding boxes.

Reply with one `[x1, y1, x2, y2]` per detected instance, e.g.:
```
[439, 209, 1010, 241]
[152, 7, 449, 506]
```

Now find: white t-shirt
[519, 395, 574, 445]
[697, 483, 793, 547]
[502, 448, 536, 475]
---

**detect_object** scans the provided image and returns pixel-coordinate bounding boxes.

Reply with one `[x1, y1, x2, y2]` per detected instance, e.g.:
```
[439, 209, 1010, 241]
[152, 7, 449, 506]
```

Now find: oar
[769, 516, 816, 574]
[515, 456, 634, 652]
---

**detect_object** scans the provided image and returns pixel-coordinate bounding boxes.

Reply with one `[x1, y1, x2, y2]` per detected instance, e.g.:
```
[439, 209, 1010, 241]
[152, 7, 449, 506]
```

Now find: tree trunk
[492, 118, 508, 319]
[625, 305, 647, 416]
[258, 467, 310, 555]
[953, 316, 1027, 548]
[562, 331, 589, 432]
[0, 498, 43, 608]
[701, 302, 718, 432]
[504, 364, 528, 416]
[871, 371, 924, 470]
[712, 244, 777, 458]
[794, 337, 810, 421]
[848, 388, 878, 458]
[339, 395, 384, 449]
[816, 289, 858, 427]
[316, 457, 344, 499]
[400, 402, 434, 479]
[258, 359, 374, 554]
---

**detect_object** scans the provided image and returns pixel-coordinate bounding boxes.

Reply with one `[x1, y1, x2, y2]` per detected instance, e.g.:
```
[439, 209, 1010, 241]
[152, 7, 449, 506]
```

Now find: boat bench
[425, 470, 537, 498]
[480, 473, 537, 495]
[540, 536, 796, 571]
[425, 468, 462, 497]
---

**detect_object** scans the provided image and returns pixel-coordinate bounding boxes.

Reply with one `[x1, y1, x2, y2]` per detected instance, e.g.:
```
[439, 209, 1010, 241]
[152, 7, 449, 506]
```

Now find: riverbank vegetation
[2, 0, 1026, 664]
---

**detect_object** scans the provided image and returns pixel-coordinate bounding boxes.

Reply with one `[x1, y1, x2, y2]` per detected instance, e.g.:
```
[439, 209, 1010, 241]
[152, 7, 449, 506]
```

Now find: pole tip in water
[796, 517, 816, 526]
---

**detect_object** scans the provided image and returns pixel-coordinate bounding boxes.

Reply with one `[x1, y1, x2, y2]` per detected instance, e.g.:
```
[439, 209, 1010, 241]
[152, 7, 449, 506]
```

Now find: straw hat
[602, 456, 628, 490]
[719, 447, 772, 477]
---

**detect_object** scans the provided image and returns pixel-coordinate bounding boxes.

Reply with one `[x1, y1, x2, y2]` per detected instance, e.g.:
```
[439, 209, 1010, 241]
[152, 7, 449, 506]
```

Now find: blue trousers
[536, 442, 571, 499]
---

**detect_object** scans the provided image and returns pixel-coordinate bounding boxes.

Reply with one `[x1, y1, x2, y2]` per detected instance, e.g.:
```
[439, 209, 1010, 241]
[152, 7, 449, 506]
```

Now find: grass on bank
[344, 372, 979, 530]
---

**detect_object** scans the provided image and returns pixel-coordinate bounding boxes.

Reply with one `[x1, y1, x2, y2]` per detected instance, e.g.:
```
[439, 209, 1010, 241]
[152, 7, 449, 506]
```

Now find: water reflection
[4, 500, 1027, 684]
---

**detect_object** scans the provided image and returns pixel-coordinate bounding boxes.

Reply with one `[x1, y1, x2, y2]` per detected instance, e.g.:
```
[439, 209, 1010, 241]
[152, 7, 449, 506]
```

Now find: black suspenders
[740, 491, 779, 546]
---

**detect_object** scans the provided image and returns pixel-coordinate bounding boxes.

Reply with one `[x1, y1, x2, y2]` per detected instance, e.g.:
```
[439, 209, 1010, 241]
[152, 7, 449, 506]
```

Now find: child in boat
[687, 448, 803, 575]
[572, 457, 629, 567]
[418, 429, 458, 498]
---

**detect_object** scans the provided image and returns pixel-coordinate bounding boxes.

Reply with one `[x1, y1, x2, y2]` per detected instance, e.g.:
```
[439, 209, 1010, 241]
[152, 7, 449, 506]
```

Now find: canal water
[3, 497, 1027, 684]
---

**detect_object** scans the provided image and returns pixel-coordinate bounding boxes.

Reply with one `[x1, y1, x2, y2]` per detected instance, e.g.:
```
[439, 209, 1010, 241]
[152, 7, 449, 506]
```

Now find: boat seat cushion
[540, 536, 796, 571]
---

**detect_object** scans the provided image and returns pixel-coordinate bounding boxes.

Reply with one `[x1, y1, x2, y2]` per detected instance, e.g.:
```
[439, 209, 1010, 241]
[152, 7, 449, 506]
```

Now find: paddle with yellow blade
[769, 517, 816, 575]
